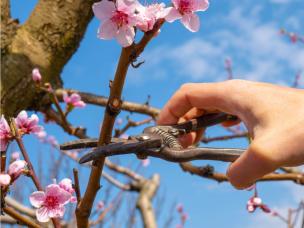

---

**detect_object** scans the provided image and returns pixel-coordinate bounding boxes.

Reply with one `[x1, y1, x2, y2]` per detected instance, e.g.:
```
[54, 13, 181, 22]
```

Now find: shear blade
[79, 136, 162, 164]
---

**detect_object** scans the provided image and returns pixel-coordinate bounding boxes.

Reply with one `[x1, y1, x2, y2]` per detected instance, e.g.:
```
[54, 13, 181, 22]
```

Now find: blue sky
[10, 0, 304, 227]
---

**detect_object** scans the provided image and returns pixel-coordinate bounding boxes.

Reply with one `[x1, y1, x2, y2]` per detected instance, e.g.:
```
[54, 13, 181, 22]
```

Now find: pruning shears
[60, 113, 245, 164]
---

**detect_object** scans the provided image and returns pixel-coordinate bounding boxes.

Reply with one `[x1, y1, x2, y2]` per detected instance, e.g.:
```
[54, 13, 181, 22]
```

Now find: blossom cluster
[30, 178, 76, 222]
[246, 196, 271, 213]
[93, 0, 209, 47]
[246, 185, 271, 214]
[1, 111, 44, 151]
[63, 92, 86, 111]
[31, 68, 86, 111]
[176, 203, 188, 228]
[0, 159, 28, 187]
[280, 29, 304, 44]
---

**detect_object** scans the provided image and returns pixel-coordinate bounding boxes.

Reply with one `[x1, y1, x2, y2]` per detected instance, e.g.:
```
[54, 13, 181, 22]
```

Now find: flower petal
[8, 160, 27, 176]
[45, 184, 71, 205]
[116, 26, 135, 47]
[195, 0, 209, 11]
[48, 205, 65, 218]
[0, 174, 11, 186]
[117, 0, 138, 13]
[30, 191, 46, 208]
[15, 111, 28, 126]
[70, 93, 81, 103]
[98, 20, 117, 40]
[92, 0, 116, 20]
[165, 7, 182, 23]
[36, 207, 50, 223]
[181, 13, 200, 32]
[172, 0, 180, 9]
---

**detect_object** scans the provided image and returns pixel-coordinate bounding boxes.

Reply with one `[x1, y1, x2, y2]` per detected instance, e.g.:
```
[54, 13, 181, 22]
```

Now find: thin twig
[9, 118, 42, 191]
[201, 132, 248, 143]
[180, 162, 304, 185]
[3, 206, 40, 228]
[54, 89, 160, 118]
[114, 117, 153, 137]
[9, 119, 61, 228]
[73, 168, 81, 204]
[105, 159, 143, 181]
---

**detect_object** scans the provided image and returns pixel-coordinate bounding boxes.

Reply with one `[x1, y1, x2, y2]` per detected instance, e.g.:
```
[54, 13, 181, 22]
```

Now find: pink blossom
[47, 136, 59, 148]
[63, 92, 86, 108]
[29, 184, 71, 222]
[15, 111, 43, 135]
[141, 158, 150, 167]
[96, 201, 105, 211]
[165, 0, 209, 32]
[36, 130, 47, 141]
[59, 178, 77, 203]
[136, 3, 168, 32]
[177, 203, 184, 213]
[32, 68, 42, 82]
[59, 178, 75, 194]
[246, 196, 270, 213]
[0, 174, 11, 186]
[11, 151, 20, 160]
[8, 160, 27, 179]
[0, 115, 12, 151]
[92, 0, 138, 47]
[290, 33, 298, 43]
[181, 213, 188, 223]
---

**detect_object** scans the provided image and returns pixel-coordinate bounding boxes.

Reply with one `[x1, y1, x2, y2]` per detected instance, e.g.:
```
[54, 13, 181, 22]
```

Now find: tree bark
[1, 0, 98, 116]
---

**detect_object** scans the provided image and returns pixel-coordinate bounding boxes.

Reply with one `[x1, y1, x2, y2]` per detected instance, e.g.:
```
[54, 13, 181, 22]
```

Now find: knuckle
[223, 79, 247, 88]
[180, 83, 195, 91]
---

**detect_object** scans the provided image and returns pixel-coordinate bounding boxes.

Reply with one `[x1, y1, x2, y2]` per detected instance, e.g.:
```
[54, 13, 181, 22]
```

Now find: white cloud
[134, 5, 304, 86]
[270, 0, 292, 4]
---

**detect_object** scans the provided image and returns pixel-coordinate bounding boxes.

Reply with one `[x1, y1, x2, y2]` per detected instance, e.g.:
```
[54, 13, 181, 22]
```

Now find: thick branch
[136, 174, 160, 228]
[1, 0, 98, 116]
[76, 18, 164, 226]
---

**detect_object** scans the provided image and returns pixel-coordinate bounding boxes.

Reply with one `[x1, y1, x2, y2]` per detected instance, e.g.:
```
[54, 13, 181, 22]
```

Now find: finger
[157, 82, 238, 125]
[178, 108, 205, 147]
[183, 108, 205, 120]
[179, 132, 197, 148]
[226, 142, 278, 189]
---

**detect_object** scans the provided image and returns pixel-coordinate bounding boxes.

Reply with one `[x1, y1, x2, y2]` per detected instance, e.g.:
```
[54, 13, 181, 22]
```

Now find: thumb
[226, 142, 278, 189]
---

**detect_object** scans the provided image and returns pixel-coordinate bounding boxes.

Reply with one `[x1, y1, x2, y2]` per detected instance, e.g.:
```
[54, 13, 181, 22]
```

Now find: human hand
[157, 80, 304, 189]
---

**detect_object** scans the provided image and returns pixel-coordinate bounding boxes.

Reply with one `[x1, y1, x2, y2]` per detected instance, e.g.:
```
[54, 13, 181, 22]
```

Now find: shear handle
[170, 113, 238, 133]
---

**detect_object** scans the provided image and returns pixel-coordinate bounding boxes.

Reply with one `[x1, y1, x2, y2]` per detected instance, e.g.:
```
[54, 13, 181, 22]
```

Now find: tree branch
[5, 197, 36, 218]
[180, 162, 304, 185]
[1, 0, 99, 116]
[54, 88, 160, 118]
[76, 18, 164, 227]
[201, 132, 248, 143]
[136, 174, 160, 228]
[3, 206, 40, 228]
